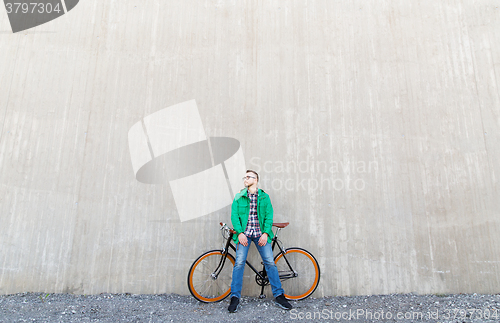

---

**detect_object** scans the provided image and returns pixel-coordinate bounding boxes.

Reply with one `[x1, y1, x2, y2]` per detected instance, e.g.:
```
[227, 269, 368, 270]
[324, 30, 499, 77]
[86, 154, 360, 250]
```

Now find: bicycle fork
[213, 233, 235, 279]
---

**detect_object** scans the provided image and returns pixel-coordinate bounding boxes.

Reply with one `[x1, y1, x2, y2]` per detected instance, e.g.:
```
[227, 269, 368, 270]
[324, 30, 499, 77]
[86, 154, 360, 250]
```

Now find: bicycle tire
[187, 250, 235, 303]
[274, 248, 320, 300]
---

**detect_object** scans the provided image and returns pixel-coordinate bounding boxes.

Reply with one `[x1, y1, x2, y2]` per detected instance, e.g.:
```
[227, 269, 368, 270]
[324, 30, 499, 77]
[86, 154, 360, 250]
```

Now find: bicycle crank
[255, 271, 270, 287]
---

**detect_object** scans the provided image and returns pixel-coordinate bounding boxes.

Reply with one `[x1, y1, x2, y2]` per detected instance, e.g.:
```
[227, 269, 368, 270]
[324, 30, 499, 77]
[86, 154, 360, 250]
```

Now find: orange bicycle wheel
[274, 248, 320, 300]
[187, 250, 235, 302]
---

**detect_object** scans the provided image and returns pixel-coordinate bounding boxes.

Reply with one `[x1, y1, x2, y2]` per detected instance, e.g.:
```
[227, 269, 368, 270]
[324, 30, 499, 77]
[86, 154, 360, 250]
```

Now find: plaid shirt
[243, 189, 262, 238]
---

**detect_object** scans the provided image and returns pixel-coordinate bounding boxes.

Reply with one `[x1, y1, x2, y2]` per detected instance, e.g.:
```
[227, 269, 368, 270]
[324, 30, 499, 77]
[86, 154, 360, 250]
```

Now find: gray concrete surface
[0, 0, 500, 297]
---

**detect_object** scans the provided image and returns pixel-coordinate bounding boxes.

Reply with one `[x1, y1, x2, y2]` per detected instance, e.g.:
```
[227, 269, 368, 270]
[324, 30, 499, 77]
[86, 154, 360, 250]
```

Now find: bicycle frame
[188, 222, 320, 302]
[215, 225, 296, 297]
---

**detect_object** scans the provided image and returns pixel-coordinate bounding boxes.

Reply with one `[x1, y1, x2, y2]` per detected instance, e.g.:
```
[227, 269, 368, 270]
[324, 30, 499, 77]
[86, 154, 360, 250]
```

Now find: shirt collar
[247, 188, 259, 196]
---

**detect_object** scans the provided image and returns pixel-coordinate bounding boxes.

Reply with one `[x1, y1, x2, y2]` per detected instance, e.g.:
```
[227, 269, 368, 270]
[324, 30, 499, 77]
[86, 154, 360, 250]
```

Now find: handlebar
[220, 221, 290, 242]
[219, 222, 290, 234]
[219, 222, 237, 235]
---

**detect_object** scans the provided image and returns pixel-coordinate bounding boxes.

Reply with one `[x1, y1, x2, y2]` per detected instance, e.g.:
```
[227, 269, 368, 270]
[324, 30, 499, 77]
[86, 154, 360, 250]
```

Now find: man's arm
[231, 198, 248, 246]
[262, 195, 274, 236]
[231, 198, 244, 235]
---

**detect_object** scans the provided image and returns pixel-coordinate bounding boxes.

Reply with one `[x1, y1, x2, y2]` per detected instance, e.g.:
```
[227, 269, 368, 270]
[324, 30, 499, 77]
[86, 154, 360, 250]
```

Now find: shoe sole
[274, 300, 292, 310]
[228, 304, 240, 313]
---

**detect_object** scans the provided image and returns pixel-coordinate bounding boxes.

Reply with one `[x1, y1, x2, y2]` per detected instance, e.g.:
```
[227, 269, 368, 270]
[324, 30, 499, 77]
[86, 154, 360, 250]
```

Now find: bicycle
[187, 222, 320, 303]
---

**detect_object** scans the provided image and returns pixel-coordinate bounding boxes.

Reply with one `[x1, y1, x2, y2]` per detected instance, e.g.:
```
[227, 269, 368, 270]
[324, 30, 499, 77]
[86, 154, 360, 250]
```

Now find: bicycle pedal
[259, 294, 266, 299]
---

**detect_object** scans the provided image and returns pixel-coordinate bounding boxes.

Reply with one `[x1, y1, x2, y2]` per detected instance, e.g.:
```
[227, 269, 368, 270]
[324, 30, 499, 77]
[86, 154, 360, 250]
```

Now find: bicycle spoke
[294, 278, 311, 292]
[213, 278, 229, 295]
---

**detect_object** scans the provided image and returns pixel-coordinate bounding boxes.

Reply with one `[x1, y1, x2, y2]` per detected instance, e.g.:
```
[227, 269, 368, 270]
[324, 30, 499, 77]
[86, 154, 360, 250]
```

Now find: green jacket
[231, 187, 274, 244]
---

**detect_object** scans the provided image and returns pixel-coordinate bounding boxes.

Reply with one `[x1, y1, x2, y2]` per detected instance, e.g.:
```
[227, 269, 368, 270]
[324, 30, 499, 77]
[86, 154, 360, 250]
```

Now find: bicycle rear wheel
[187, 250, 235, 302]
[274, 248, 320, 300]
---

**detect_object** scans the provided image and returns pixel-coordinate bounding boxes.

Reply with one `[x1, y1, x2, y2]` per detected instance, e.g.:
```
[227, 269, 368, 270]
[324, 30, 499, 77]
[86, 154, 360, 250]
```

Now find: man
[228, 169, 292, 313]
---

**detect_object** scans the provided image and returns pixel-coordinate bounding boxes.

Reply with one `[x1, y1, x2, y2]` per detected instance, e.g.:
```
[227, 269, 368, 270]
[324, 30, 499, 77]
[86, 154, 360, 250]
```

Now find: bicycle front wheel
[274, 248, 320, 300]
[187, 250, 235, 302]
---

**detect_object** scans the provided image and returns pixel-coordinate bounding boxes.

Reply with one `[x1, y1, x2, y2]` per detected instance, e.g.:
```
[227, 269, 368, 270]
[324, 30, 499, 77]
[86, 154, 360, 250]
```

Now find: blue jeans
[230, 236, 284, 299]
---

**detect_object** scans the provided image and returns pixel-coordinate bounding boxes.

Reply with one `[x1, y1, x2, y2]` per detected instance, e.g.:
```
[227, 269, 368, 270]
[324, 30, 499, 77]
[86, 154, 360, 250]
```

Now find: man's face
[243, 172, 257, 187]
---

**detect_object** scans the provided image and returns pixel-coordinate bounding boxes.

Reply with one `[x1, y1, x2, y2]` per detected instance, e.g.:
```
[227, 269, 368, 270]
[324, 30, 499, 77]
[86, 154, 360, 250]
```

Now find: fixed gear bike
[187, 222, 320, 303]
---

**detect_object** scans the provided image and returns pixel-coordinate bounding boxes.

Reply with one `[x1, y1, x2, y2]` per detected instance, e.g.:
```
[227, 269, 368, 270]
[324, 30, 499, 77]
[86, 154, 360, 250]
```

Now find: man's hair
[246, 169, 259, 181]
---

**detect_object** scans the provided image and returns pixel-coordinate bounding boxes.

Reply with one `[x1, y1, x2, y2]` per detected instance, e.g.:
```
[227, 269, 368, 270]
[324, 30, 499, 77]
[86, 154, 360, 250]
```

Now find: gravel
[1, 292, 499, 322]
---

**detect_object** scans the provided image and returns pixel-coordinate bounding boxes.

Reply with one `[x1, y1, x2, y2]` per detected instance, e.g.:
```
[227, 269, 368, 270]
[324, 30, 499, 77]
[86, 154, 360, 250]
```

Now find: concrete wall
[1, 0, 499, 296]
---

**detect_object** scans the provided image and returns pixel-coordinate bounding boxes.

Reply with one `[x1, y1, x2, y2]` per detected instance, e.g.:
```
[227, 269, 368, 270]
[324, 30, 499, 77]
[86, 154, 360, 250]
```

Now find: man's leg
[255, 241, 292, 309]
[255, 241, 284, 297]
[230, 242, 250, 299]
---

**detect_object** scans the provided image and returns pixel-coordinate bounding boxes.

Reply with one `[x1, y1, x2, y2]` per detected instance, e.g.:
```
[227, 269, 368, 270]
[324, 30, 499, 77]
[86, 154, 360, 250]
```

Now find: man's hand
[258, 233, 268, 246]
[238, 233, 248, 247]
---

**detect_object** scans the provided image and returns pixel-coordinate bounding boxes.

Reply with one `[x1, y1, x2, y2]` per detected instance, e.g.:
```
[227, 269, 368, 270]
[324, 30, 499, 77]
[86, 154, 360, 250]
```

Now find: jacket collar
[235, 187, 266, 200]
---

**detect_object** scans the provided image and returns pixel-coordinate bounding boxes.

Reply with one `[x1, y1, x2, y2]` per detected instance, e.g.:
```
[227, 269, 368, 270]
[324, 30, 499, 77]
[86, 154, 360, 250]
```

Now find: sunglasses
[242, 176, 256, 180]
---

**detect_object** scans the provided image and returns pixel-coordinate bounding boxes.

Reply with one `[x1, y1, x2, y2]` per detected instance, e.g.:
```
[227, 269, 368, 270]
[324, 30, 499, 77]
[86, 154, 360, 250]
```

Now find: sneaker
[274, 294, 292, 310]
[228, 296, 240, 313]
